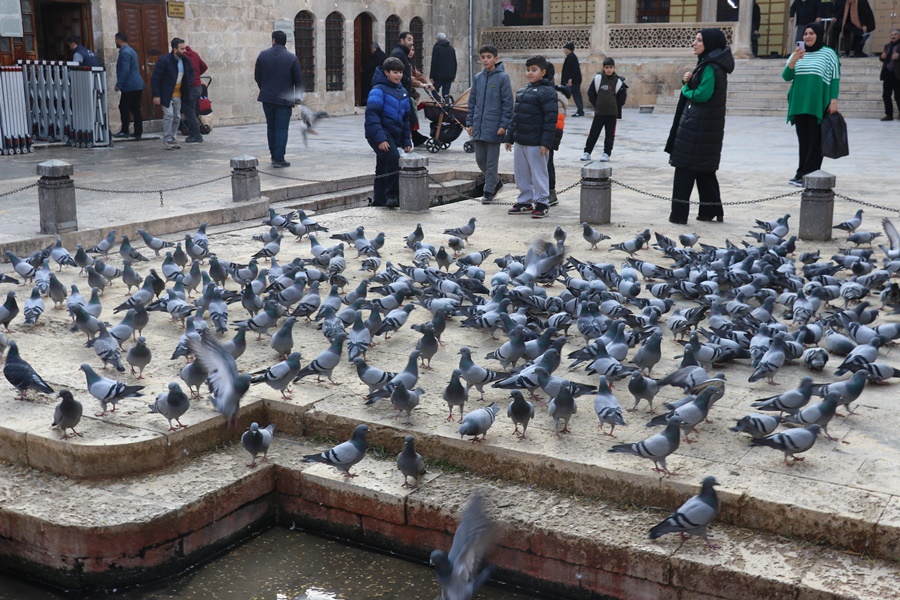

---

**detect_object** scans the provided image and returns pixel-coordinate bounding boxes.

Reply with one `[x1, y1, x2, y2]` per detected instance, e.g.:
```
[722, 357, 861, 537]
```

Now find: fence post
[399, 154, 429, 212]
[230, 155, 260, 203]
[798, 170, 835, 242]
[37, 159, 77, 234]
[580, 164, 612, 224]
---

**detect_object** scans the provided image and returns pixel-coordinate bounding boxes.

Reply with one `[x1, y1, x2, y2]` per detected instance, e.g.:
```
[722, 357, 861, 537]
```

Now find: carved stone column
[591, 0, 609, 56]
[733, 0, 754, 58]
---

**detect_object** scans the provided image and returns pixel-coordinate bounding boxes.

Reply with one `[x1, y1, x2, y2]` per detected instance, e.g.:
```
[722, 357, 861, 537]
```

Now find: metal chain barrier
[0, 182, 38, 198]
[833, 192, 900, 215]
[610, 178, 803, 206]
[258, 170, 401, 184]
[75, 174, 231, 207]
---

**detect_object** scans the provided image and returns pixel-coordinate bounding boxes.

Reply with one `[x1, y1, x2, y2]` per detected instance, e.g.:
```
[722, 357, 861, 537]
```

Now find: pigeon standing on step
[648, 476, 720, 549]
[52, 390, 83, 440]
[833, 209, 863, 233]
[548, 385, 577, 437]
[80, 363, 144, 416]
[459, 402, 499, 442]
[506, 391, 535, 440]
[148, 382, 191, 430]
[4, 341, 54, 400]
[397, 435, 427, 488]
[608, 418, 683, 476]
[241, 422, 275, 468]
[751, 424, 822, 465]
[443, 217, 477, 245]
[302, 423, 369, 477]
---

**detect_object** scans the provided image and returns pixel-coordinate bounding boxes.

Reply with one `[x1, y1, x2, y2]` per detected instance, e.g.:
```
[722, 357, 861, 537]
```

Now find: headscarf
[698, 28, 727, 61]
[802, 22, 825, 52]
[502, 0, 515, 11]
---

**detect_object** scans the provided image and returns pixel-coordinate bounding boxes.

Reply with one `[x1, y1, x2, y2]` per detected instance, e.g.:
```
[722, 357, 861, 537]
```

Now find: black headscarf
[698, 28, 727, 60]
[802, 22, 825, 52]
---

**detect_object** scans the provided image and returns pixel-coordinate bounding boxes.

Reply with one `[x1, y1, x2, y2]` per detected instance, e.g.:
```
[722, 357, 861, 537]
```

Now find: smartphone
[797, 41, 805, 50]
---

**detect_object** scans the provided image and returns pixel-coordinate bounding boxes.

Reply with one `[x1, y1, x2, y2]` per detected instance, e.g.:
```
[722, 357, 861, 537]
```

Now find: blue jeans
[370, 138, 400, 206]
[262, 102, 293, 162]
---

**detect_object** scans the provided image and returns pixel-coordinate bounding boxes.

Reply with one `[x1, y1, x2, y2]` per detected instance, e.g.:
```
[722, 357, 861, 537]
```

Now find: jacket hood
[481, 61, 506, 75]
[703, 47, 735, 75]
[372, 67, 402, 88]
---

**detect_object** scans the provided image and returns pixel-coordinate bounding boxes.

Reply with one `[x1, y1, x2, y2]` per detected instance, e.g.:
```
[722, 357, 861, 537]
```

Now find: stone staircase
[655, 57, 885, 118]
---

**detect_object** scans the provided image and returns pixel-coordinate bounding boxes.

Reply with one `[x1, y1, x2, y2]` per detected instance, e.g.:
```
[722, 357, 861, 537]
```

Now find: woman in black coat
[665, 28, 735, 224]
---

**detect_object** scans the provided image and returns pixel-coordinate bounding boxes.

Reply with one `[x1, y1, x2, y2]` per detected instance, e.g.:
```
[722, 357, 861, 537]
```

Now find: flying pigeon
[430, 492, 496, 600]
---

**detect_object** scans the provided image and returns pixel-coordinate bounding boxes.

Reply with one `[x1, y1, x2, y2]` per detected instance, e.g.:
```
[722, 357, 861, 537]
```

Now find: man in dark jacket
[181, 46, 207, 143]
[254, 30, 303, 168]
[833, 0, 875, 57]
[561, 43, 584, 116]
[880, 29, 900, 120]
[113, 32, 144, 140]
[66, 36, 99, 67]
[429, 33, 457, 98]
[362, 42, 386, 103]
[790, 0, 822, 43]
[151, 38, 194, 150]
[391, 31, 432, 146]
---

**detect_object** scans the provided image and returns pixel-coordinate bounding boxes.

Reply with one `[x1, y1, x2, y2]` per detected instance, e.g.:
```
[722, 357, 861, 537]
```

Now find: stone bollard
[37, 159, 77, 234]
[230, 155, 260, 203]
[579, 164, 612, 224]
[798, 170, 836, 242]
[399, 153, 429, 212]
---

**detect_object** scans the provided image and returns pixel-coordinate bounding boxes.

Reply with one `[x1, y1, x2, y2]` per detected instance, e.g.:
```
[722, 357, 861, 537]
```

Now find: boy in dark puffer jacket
[365, 57, 412, 208]
[504, 55, 558, 219]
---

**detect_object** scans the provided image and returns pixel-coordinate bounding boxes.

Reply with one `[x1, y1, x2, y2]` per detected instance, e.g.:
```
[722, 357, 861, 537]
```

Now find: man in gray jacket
[466, 45, 514, 204]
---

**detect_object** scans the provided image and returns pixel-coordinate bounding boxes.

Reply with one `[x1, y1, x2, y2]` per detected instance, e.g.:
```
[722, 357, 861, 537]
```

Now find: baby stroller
[419, 88, 474, 154]
[179, 76, 213, 135]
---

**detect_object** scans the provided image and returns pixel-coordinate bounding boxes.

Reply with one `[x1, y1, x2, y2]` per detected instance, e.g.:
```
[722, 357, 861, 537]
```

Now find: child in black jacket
[582, 57, 628, 162]
[504, 55, 558, 219]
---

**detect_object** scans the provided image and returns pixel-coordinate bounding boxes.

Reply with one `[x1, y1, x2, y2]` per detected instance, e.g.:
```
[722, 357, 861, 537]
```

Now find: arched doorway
[354, 12, 375, 106]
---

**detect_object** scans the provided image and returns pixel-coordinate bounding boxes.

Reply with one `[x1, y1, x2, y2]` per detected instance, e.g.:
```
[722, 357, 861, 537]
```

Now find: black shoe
[132, 134, 142, 141]
[272, 160, 291, 168]
[481, 192, 494, 204]
[185, 135, 204, 143]
[112, 131, 129, 139]
[882, 116, 894, 121]
[697, 215, 724, 222]
[385, 195, 399, 208]
[669, 216, 687, 225]
[788, 178, 803, 187]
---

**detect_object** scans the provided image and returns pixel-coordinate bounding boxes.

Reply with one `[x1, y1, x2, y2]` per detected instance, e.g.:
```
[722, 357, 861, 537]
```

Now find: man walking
[562, 42, 584, 116]
[429, 33, 457, 98]
[254, 30, 303, 168]
[391, 31, 433, 146]
[880, 29, 900, 120]
[151, 38, 193, 150]
[182, 45, 207, 143]
[113, 32, 144, 140]
[66, 36, 99, 67]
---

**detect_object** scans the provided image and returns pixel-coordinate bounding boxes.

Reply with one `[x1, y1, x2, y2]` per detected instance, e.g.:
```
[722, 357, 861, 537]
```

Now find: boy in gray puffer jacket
[504, 55, 558, 219]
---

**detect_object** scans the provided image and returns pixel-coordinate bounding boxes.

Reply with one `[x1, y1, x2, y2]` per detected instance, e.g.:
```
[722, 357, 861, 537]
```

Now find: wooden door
[756, 0, 789, 57]
[0, 0, 38, 65]
[353, 13, 373, 107]
[116, 0, 166, 119]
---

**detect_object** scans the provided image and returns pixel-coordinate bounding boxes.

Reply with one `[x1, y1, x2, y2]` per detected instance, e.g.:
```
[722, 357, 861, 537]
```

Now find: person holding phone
[783, 22, 841, 186]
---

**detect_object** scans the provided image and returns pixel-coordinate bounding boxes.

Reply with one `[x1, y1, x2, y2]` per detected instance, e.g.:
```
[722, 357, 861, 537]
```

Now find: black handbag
[821, 112, 849, 160]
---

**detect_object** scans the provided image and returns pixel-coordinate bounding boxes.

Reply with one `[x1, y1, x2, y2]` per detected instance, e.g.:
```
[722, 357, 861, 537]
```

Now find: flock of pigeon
[1, 201, 899, 580]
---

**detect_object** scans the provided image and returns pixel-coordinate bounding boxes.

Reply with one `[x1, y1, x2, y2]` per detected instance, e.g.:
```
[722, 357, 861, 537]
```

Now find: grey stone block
[37, 160, 77, 234]
[399, 153, 429, 212]
[580, 164, 612, 225]
[799, 170, 835, 242]
[231, 155, 260, 203]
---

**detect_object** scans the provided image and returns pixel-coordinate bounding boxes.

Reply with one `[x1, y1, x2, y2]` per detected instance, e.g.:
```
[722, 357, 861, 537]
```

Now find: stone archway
[354, 12, 376, 106]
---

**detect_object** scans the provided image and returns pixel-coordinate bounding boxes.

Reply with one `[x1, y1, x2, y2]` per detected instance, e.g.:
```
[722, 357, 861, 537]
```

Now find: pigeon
[415, 322, 440, 369]
[459, 402, 499, 442]
[250, 352, 303, 399]
[241, 422, 275, 468]
[458, 347, 506, 400]
[627, 371, 659, 413]
[783, 394, 840, 441]
[270, 316, 297, 359]
[365, 350, 420, 404]
[4, 341, 54, 400]
[581, 222, 610, 249]
[352, 357, 396, 395]
[593, 376, 627, 436]
[811, 370, 867, 415]
[648, 476, 720, 549]
[506, 391, 535, 440]
[87, 230, 116, 255]
[647, 387, 716, 444]
[93, 322, 126, 372]
[119, 235, 149, 262]
[187, 331, 251, 429]
[748, 333, 787, 385]
[148, 382, 191, 430]
[443, 369, 469, 423]
[443, 217, 477, 245]
[390, 381, 424, 425]
[5, 251, 36, 282]
[302, 423, 369, 477]
[23, 286, 45, 326]
[52, 390, 83, 439]
[405, 223, 424, 249]
[751, 377, 813, 416]
[294, 334, 346, 385]
[630, 332, 663, 375]
[375, 304, 416, 339]
[397, 435, 426, 488]
[750, 424, 822, 465]
[136, 229, 175, 256]
[80, 363, 144, 416]
[548, 384, 577, 437]
[833, 209, 863, 233]
[347, 311, 372, 362]
[430, 492, 496, 600]
[730, 414, 783, 438]
[608, 418, 683, 476]
[0, 290, 19, 332]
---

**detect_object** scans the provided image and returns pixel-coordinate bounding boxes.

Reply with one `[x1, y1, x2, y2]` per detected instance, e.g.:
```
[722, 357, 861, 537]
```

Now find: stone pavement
[0, 111, 899, 597]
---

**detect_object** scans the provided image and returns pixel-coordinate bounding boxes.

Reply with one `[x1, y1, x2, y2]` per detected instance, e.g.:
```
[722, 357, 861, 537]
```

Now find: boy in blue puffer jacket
[504, 55, 558, 219]
[365, 57, 412, 207]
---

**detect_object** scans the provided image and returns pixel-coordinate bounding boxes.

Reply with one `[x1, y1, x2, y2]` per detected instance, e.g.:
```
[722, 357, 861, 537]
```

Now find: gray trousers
[162, 97, 182, 143]
[513, 143, 550, 205]
[473, 141, 502, 195]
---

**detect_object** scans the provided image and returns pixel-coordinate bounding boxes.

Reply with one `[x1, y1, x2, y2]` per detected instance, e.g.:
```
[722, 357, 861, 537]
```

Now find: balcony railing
[480, 25, 591, 52]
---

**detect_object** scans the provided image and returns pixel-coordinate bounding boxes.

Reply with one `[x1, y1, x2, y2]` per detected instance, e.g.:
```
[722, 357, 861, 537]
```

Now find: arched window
[325, 12, 345, 91]
[386, 15, 401, 50]
[294, 11, 316, 92]
[410, 17, 424, 72]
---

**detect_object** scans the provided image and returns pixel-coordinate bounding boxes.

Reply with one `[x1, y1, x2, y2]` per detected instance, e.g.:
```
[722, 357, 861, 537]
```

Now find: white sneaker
[600, 153, 610, 162]
[580, 152, 591, 161]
